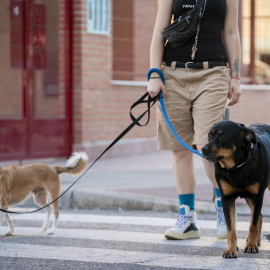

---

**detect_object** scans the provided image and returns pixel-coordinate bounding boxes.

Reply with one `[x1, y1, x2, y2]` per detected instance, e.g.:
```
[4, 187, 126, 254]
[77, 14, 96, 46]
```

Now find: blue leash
[147, 68, 203, 158]
[159, 92, 203, 157]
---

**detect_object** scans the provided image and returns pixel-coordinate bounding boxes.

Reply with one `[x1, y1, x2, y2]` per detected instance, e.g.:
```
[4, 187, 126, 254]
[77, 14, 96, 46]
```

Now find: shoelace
[216, 207, 226, 225]
[175, 215, 192, 228]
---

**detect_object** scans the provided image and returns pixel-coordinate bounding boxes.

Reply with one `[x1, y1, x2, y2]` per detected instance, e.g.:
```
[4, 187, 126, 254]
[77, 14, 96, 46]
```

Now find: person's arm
[223, 0, 241, 106]
[147, 0, 173, 98]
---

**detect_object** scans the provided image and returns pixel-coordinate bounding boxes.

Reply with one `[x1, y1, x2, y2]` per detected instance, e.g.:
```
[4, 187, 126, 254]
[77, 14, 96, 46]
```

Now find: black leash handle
[130, 92, 160, 126]
[0, 92, 160, 214]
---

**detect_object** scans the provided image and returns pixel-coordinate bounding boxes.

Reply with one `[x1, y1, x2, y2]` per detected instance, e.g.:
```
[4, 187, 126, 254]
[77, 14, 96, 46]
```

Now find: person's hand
[147, 74, 166, 99]
[227, 78, 241, 106]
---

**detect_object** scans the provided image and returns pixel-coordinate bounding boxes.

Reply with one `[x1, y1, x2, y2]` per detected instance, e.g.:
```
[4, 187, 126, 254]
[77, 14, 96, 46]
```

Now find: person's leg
[200, 154, 218, 188]
[192, 67, 229, 239]
[164, 149, 200, 240]
[155, 66, 199, 240]
[172, 149, 196, 195]
[197, 144, 227, 239]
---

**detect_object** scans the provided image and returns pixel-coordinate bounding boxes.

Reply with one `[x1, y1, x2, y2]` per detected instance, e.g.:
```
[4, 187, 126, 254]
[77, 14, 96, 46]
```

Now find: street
[0, 209, 270, 269]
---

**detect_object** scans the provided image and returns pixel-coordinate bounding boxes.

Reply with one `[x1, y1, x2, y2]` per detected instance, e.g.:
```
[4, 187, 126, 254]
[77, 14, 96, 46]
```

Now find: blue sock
[214, 188, 222, 207]
[178, 194, 195, 214]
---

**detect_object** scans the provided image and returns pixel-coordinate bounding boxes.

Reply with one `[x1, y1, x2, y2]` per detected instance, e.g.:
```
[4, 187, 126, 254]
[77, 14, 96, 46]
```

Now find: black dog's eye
[219, 135, 226, 141]
[208, 134, 212, 140]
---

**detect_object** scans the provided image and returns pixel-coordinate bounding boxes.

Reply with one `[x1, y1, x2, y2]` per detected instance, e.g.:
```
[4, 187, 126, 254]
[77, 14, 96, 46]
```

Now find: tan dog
[0, 152, 89, 236]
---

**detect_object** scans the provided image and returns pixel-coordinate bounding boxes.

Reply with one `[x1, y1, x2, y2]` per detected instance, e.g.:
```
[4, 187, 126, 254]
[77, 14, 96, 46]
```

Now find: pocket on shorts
[219, 66, 230, 82]
[160, 65, 170, 82]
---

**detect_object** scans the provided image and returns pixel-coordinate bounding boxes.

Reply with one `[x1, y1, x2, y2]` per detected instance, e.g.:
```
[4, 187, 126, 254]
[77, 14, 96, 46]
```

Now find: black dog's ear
[238, 123, 245, 128]
[241, 127, 256, 145]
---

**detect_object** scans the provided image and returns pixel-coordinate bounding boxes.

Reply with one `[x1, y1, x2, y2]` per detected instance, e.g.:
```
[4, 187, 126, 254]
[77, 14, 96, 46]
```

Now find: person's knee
[173, 150, 193, 163]
[196, 144, 206, 152]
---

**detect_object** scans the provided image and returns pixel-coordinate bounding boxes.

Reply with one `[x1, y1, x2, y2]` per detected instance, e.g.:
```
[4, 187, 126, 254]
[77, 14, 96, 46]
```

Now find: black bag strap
[191, 0, 207, 59]
[0, 92, 160, 214]
[162, 0, 206, 39]
[193, 0, 206, 8]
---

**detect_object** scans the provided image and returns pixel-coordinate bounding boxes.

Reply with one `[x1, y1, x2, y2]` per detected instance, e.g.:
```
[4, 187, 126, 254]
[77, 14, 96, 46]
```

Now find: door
[0, 0, 72, 160]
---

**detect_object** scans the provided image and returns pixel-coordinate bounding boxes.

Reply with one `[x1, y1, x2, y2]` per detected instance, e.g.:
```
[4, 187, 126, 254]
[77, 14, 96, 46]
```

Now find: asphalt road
[1, 209, 270, 269]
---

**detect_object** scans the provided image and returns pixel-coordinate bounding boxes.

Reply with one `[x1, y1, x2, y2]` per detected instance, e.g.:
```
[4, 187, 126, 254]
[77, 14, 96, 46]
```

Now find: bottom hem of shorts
[157, 145, 192, 151]
[192, 141, 209, 146]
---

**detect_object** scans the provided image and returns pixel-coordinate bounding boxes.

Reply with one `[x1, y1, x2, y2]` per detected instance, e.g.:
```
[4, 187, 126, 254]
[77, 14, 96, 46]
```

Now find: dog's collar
[235, 143, 254, 169]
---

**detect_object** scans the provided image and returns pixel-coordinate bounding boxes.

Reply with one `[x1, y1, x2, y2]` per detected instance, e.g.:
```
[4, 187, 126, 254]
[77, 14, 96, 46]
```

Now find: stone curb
[71, 189, 270, 217]
[15, 189, 270, 217]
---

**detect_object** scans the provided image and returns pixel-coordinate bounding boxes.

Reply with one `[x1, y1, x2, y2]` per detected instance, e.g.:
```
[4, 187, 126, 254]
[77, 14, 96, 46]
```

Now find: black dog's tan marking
[202, 120, 270, 258]
[219, 180, 237, 196]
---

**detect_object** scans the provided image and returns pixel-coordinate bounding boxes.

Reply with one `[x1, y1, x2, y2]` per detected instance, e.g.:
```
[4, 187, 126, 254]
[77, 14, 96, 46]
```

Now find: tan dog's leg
[0, 198, 9, 234]
[44, 177, 61, 235]
[0, 211, 5, 227]
[48, 200, 59, 235]
[5, 214, 14, 236]
[33, 187, 52, 232]
[0, 198, 8, 225]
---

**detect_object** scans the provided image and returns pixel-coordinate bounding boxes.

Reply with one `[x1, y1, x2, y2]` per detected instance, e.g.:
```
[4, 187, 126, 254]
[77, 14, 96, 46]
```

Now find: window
[242, 0, 270, 84]
[86, 0, 110, 35]
[112, 0, 156, 81]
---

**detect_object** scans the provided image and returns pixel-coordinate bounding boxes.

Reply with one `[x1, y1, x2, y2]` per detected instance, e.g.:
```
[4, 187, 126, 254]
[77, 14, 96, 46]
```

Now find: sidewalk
[4, 150, 270, 216]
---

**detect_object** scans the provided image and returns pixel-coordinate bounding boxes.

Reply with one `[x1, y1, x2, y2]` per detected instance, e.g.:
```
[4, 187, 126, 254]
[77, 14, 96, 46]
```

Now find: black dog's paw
[223, 249, 238, 259]
[246, 237, 261, 247]
[244, 244, 259, 253]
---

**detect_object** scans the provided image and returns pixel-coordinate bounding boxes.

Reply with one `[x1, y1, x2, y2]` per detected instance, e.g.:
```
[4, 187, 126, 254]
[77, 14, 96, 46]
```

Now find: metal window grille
[86, 0, 110, 35]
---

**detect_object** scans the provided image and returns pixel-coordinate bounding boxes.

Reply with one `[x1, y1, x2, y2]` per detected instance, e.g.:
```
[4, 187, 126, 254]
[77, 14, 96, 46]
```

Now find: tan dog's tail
[55, 152, 89, 175]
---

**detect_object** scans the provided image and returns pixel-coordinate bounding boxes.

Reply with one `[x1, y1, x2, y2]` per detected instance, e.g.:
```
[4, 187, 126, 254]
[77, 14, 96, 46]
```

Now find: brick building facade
[72, 0, 158, 159]
[72, 0, 270, 160]
[0, 0, 270, 161]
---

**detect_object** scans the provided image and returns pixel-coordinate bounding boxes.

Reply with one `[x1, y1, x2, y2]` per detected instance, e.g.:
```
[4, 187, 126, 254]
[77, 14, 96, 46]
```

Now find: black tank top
[163, 0, 228, 62]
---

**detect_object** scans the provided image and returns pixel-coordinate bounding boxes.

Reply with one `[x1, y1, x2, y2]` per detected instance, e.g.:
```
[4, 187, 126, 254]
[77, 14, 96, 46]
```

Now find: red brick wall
[0, 0, 23, 118]
[230, 88, 270, 126]
[112, 0, 157, 81]
[133, 0, 157, 81]
[112, 0, 134, 80]
[72, 0, 157, 159]
[73, 0, 156, 157]
[73, 0, 112, 144]
[72, 1, 270, 159]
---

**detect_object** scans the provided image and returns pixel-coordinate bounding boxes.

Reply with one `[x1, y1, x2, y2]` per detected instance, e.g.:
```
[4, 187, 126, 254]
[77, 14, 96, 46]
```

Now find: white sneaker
[164, 205, 200, 240]
[215, 198, 227, 239]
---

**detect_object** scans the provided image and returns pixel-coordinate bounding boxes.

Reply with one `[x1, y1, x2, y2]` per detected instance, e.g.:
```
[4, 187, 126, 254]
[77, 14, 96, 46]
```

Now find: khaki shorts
[156, 63, 230, 151]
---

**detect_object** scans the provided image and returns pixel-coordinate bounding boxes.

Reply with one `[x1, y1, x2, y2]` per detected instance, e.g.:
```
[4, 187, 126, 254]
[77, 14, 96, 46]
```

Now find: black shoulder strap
[197, 0, 206, 7]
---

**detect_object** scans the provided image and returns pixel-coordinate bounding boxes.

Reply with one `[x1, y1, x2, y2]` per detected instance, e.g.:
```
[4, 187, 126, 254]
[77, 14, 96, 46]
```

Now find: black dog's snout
[201, 146, 209, 155]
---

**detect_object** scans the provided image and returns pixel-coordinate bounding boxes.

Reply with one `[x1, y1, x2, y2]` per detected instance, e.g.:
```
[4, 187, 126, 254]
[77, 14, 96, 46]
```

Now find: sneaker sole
[165, 230, 200, 240]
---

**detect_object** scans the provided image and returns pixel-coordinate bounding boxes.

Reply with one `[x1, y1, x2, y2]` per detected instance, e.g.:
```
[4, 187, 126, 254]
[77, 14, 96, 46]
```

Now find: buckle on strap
[185, 62, 193, 70]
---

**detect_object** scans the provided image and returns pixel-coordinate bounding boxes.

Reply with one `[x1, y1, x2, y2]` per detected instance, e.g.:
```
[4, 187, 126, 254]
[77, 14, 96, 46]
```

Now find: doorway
[0, 0, 72, 160]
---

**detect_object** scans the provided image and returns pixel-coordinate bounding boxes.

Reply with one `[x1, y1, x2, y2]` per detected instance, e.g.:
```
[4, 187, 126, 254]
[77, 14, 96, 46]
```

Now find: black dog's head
[202, 121, 256, 170]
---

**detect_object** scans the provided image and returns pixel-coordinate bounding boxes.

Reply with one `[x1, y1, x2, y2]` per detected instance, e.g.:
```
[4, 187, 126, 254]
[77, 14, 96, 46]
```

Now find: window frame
[86, 0, 110, 35]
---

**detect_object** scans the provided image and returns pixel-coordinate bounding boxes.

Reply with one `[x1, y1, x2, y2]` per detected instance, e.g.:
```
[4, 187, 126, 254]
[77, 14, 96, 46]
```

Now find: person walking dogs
[147, 0, 241, 240]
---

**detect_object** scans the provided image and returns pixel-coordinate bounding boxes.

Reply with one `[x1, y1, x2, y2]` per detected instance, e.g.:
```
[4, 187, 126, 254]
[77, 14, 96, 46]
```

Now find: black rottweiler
[202, 120, 270, 258]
